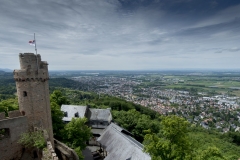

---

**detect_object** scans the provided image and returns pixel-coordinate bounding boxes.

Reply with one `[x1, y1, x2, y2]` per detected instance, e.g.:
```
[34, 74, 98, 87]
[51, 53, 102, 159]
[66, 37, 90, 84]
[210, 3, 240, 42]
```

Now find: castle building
[13, 53, 54, 144]
[0, 53, 79, 160]
[0, 53, 54, 159]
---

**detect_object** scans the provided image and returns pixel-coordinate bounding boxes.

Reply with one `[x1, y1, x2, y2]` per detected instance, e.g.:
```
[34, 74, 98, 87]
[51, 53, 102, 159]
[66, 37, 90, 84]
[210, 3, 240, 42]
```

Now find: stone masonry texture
[0, 116, 28, 160]
[13, 53, 54, 144]
[0, 53, 56, 160]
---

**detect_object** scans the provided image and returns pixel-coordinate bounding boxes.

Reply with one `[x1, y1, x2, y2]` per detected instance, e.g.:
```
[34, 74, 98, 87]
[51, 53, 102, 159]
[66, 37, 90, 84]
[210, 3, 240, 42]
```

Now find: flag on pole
[29, 40, 35, 46]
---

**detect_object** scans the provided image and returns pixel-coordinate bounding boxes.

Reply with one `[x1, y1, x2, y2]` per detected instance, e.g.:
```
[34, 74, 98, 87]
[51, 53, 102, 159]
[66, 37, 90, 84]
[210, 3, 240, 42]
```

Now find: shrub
[18, 130, 46, 149]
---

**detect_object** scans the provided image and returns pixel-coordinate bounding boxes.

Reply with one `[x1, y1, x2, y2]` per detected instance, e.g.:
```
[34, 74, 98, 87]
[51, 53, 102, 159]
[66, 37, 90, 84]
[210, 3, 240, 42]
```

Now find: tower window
[21, 111, 25, 116]
[23, 91, 27, 97]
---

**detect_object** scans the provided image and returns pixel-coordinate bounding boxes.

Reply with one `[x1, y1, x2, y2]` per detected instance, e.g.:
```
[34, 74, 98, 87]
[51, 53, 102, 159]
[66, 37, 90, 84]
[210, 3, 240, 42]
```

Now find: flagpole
[34, 33, 39, 72]
[34, 33, 37, 55]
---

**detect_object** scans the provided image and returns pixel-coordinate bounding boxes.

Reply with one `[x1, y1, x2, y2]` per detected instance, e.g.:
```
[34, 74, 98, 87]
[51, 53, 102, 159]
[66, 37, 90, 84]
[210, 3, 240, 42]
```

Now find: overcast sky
[0, 0, 240, 70]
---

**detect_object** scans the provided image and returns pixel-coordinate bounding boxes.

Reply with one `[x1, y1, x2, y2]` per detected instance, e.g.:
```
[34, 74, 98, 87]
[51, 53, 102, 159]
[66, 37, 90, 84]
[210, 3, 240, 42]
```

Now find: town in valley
[51, 70, 240, 133]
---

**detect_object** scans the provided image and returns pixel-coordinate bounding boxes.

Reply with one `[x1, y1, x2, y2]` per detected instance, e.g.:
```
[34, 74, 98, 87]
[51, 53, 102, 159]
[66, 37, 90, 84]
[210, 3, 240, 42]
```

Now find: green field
[142, 74, 240, 97]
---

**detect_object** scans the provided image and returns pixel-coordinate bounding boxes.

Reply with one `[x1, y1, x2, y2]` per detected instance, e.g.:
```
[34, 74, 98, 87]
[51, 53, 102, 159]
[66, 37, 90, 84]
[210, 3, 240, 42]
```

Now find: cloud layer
[0, 0, 240, 70]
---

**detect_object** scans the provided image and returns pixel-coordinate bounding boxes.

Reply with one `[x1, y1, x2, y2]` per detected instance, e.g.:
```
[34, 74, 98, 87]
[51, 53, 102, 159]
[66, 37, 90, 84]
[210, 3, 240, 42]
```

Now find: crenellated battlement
[13, 69, 49, 81]
[13, 53, 49, 81]
[0, 111, 24, 120]
[19, 53, 42, 70]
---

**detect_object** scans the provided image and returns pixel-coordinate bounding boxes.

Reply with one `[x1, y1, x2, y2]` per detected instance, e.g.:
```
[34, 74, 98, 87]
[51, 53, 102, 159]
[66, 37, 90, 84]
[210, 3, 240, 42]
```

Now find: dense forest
[1, 74, 240, 159]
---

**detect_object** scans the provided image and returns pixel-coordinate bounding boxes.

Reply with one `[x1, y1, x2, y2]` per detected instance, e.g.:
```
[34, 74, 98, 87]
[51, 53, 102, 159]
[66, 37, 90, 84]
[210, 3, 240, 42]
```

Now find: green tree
[144, 115, 192, 160]
[225, 131, 240, 146]
[50, 101, 64, 140]
[50, 90, 68, 140]
[113, 109, 140, 132]
[198, 147, 225, 160]
[144, 116, 227, 160]
[74, 147, 84, 160]
[63, 117, 92, 150]
[0, 98, 18, 116]
[50, 90, 69, 106]
[113, 109, 159, 142]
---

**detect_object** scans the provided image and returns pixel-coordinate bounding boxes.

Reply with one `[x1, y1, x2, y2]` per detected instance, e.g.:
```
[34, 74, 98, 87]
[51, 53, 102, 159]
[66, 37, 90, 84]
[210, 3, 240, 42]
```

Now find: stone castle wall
[54, 139, 79, 160]
[0, 112, 27, 160]
[42, 141, 59, 160]
[0, 53, 76, 160]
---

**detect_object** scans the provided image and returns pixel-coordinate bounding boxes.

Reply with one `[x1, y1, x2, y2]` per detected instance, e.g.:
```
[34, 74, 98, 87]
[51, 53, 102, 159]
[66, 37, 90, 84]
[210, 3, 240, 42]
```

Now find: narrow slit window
[21, 111, 25, 116]
[23, 91, 27, 97]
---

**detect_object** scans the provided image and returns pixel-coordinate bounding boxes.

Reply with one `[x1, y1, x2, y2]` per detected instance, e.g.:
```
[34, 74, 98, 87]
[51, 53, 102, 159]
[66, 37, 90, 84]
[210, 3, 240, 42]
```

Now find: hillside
[1, 76, 240, 159]
[0, 68, 12, 72]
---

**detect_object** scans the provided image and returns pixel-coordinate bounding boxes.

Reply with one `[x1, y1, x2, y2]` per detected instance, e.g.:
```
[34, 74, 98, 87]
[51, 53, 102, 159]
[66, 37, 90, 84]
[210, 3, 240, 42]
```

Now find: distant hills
[0, 68, 12, 72]
[0, 69, 13, 79]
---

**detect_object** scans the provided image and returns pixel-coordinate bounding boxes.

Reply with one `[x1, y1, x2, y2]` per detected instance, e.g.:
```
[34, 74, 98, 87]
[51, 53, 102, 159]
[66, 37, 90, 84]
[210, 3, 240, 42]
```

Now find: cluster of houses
[61, 105, 151, 160]
[72, 75, 240, 132]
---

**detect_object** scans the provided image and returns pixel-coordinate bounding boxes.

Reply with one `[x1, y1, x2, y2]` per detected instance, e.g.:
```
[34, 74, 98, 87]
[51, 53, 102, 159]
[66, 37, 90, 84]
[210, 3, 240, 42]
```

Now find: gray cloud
[215, 47, 240, 53]
[0, 0, 240, 70]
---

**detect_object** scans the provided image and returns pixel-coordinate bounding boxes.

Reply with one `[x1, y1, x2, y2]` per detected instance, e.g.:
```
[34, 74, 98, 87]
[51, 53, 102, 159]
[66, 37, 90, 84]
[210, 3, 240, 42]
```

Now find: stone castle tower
[13, 53, 53, 144]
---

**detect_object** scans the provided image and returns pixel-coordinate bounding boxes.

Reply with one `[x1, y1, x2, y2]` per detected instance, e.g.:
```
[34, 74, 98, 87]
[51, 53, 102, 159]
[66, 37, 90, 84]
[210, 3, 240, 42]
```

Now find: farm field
[162, 75, 240, 96]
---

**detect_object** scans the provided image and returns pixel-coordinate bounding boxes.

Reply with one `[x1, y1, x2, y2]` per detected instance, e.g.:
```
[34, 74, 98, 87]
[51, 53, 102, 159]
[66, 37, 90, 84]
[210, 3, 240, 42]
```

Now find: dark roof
[97, 123, 151, 160]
